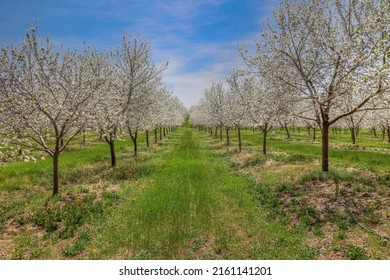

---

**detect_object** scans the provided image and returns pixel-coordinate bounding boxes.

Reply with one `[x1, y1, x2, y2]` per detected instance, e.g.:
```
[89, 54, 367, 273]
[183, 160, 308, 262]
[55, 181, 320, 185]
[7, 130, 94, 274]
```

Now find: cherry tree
[0, 25, 106, 195]
[242, 0, 390, 171]
[236, 74, 284, 154]
[226, 69, 251, 152]
[203, 82, 232, 144]
[88, 52, 123, 167]
[112, 34, 167, 157]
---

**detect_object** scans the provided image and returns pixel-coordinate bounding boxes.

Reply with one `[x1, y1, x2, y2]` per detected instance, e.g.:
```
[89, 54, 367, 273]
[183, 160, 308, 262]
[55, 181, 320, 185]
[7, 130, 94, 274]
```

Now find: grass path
[90, 127, 313, 259]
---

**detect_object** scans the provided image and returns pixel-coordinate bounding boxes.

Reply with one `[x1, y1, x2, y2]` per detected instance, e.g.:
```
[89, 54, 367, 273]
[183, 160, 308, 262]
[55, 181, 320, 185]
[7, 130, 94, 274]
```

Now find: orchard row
[0, 25, 187, 195]
[191, 0, 390, 171]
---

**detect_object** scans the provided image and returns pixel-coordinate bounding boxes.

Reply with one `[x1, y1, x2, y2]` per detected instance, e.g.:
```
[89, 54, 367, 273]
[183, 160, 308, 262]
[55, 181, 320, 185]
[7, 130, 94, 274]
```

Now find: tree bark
[313, 127, 316, 141]
[52, 151, 59, 195]
[146, 130, 150, 148]
[109, 140, 116, 167]
[104, 135, 116, 167]
[154, 129, 158, 143]
[159, 128, 162, 141]
[321, 123, 330, 172]
[351, 127, 356, 145]
[262, 125, 268, 155]
[128, 128, 138, 157]
[285, 125, 291, 139]
[220, 129, 223, 141]
[237, 125, 242, 152]
[387, 127, 390, 143]
[226, 128, 230, 146]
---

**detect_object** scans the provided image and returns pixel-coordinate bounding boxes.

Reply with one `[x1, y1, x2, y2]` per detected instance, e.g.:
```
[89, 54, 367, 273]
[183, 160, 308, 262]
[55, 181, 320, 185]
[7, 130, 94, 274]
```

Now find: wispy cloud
[0, 0, 276, 107]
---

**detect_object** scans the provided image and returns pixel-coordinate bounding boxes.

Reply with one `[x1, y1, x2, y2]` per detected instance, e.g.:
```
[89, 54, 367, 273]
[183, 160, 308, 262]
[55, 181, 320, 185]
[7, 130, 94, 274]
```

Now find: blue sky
[0, 0, 278, 107]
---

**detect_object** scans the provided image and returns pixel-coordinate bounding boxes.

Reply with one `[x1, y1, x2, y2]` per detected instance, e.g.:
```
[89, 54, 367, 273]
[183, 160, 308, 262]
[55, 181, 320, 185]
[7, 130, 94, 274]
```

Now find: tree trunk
[387, 127, 390, 143]
[52, 151, 59, 196]
[373, 128, 377, 138]
[146, 130, 150, 148]
[163, 127, 166, 137]
[220, 129, 223, 141]
[134, 138, 137, 156]
[351, 127, 356, 145]
[215, 127, 218, 137]
[313, 127, 316, 141]
[82, 129, 86, 144]
[129, 129, 138, 157]
[154, 129, 158, 143]
[285, 125, 291, 139]
[307, 127, 311, 135]
[237, 126, 242, 152]
[109, 140, 116, 167]
[159, 128, 162, 141]
[262, 125, 268, 155]
[321, 123, 330, 172]
[104, 135, 116, 167]
[226, 128, 230, 146]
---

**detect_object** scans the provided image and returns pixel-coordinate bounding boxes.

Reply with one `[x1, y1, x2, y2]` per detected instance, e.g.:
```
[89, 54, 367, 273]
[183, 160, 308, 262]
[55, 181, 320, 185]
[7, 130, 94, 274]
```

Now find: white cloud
[160, 40, 246, 108]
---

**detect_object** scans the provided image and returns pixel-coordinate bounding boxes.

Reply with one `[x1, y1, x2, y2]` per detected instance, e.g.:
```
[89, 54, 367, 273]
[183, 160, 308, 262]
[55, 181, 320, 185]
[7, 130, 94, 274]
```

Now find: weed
[363, 204, 383, 225]
[345, 246, 368, 260]
[334, 231, 347, 240]
[62, 232, 90, 257]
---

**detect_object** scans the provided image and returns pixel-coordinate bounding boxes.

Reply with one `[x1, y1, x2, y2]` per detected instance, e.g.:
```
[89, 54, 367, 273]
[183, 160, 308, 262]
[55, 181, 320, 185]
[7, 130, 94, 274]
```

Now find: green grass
[213, 127, 390, 173]
[88, 128, 312, 259]
[0, 130, 170, 259]
[204, 126, 389, 259]
[1, 125, 388, 260]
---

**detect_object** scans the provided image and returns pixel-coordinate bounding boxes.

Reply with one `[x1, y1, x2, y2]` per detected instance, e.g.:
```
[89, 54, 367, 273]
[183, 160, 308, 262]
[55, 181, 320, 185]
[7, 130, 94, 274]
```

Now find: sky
[0, 0, 278, 108]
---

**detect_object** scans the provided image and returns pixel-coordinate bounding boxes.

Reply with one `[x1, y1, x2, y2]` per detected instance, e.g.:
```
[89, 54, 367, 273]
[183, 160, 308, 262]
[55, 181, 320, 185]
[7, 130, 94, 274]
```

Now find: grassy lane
[90, 128, 313, 259]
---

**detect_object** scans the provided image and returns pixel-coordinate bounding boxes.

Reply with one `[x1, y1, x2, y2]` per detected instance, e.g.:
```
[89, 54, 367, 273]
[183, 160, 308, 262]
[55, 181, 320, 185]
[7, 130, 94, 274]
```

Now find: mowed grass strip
[91, 128, 312, 259]
[225, 128, 390, 173]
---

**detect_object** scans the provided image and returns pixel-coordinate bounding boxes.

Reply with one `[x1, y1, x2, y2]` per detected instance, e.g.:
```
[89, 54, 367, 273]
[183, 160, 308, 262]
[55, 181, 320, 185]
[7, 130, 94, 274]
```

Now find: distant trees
[193, 0, 390, 172]
[0, 26, 106, 195]
[245, 0, 389, 171]
[0, 25, 186, 195]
